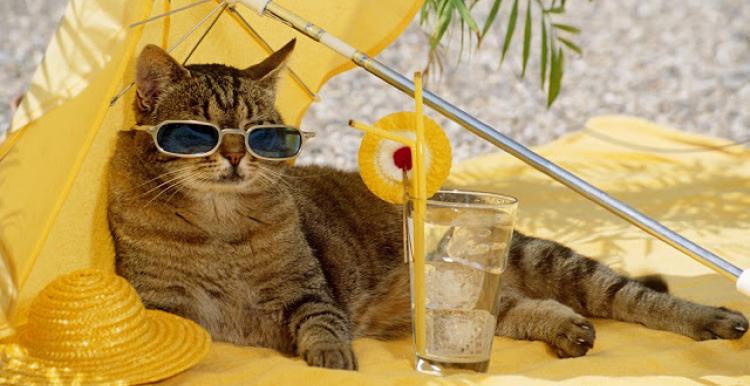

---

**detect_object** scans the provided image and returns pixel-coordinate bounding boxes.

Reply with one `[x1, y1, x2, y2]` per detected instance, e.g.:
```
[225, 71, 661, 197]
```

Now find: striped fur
[499, 232, 747, 357]
[108, 43, 747, 370]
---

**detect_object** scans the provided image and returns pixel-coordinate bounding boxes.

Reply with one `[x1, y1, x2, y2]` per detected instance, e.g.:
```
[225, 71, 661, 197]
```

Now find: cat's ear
[135, 44, 190, 116]
[243, 39, 296, 84]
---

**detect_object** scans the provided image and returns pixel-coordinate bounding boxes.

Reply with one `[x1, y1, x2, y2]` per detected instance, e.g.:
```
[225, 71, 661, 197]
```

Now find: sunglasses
[139, 120, 315, 160]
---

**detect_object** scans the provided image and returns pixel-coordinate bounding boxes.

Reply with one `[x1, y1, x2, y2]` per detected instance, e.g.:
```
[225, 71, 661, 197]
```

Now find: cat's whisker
[252, 171, 275, 190]
[257, 168, 290, 191]
[144, 173, 199, 206]
[254, 165, 295, 191]
[140, 172, 194, 198]
[135, 165, 201, 187]
[142, 168, 205, 198]
[143, 179, 185, 205]
[254, 170, 285, 194]
[163, 184, 186, 203]
[163, 178, 191, 203]
[131, 166, 198, 191]
[256, 165, 314, 179]
[138, 165, 214, 197]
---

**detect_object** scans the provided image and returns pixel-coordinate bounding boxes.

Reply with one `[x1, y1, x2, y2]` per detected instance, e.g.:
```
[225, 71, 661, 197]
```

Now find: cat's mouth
[216, 169, 245, 184]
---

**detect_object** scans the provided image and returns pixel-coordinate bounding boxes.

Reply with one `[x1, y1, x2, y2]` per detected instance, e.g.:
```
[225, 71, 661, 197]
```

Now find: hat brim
[1, 310, 211, 385]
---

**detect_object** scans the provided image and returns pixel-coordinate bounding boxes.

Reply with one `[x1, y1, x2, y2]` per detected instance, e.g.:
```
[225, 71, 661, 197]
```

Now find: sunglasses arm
[132, 125, 158, 134]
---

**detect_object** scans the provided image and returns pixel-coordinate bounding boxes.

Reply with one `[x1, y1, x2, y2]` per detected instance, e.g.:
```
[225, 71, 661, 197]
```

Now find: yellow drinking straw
[347, 120, 415, 148]
[348, 72, 429, 356]
[412, 72, 428, 355]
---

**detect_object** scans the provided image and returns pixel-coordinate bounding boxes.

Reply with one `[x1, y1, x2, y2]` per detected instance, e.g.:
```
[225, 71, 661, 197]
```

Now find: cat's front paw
[690, 306, 748, 341]
[303, 341, 358, 370]
[550, 316, 596, 358]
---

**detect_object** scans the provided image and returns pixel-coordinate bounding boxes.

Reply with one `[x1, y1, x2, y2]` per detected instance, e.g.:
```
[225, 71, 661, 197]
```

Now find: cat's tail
[634, 274, 669, 293]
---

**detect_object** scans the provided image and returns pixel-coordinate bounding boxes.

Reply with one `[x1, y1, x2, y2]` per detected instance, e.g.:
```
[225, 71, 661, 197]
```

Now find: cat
[107, 40, 748, 370]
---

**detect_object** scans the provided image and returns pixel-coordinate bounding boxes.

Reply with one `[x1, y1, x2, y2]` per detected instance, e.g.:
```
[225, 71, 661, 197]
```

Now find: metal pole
[238, 0, 749, 293]
[357, 59, 744, 279]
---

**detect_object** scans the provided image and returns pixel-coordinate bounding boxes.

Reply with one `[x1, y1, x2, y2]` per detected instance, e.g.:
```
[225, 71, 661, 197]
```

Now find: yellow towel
[160, 115, 750, 385]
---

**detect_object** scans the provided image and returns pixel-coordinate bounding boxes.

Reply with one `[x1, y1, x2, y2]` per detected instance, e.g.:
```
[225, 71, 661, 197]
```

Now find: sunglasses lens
[247, 126, 302, 159]
[156, 122, 219, 155]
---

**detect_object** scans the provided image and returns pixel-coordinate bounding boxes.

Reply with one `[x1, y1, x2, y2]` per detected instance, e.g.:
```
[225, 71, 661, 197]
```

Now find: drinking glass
[406, 190, 518, 375]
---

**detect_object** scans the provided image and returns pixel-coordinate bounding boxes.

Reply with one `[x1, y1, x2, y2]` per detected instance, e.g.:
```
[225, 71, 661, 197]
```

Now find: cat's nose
[222, 151, 244, 166]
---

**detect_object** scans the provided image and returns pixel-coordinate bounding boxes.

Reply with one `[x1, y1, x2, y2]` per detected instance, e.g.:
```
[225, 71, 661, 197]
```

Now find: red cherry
[393, 146, 412, 171]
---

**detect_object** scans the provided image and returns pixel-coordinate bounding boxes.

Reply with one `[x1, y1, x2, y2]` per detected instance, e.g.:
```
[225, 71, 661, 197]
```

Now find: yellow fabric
[0, 0, 421, 327]
[157, 116, 749, 385]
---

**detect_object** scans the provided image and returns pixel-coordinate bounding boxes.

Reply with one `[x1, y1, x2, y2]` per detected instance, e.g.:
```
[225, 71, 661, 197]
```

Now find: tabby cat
[108, 40, 747, 370]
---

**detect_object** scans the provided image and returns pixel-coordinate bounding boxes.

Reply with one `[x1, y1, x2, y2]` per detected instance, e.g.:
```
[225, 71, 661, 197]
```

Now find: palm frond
[420, 0, 587, 107]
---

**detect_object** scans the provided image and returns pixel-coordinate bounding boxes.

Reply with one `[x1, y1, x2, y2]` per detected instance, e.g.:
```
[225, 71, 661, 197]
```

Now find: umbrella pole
[237, 0, 750, 295]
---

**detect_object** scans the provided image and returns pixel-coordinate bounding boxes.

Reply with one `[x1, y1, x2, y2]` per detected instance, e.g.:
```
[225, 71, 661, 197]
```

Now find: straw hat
[0, 269, 211, 385]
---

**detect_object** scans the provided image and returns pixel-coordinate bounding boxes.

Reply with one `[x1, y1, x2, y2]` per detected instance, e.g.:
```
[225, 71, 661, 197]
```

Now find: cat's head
[124, 39, 296, 193]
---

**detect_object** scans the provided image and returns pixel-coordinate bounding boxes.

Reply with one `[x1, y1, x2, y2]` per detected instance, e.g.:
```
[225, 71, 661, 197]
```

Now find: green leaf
[481, 0, 503, 40]
[421, 0, 439, 23]
[501, 0, 519, 62]
[430, 1, 454, 50]
[540, 18, 548, 88]
[552, 23, 580, 34]
[544, 6, 565, 14]
[547, 47, 564, 107]
[557, 37, 582, 55]
[453, 0, 480, 34]
[521, 0, 532, 78]
[419, 0, 432, 23]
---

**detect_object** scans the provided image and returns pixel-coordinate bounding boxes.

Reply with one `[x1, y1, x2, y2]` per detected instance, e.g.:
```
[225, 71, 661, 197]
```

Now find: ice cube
[442, 210, 513, 273]
[425, 261, 484, 309]
[444, 224, 513, 273]
[425, 309, 497, 360]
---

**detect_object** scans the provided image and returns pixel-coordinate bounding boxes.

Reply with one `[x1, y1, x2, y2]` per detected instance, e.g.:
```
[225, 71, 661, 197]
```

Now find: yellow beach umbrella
[0, 0, 422, 330]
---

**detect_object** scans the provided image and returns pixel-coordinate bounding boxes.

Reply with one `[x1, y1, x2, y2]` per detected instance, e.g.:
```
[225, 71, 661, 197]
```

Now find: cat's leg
[508, 232, 748, 341]
[244, 224, 358, 370]
[285, 294, 357, 370]
[350, 266, 412, 339]
[495, 287, 596, 358]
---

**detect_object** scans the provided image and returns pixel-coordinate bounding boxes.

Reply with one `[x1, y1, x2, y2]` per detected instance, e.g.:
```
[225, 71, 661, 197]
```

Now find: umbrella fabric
[0, 0, 421, 327]
[158, 116, 750, 385]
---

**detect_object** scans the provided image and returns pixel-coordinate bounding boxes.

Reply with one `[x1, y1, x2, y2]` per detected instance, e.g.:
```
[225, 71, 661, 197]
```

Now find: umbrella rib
[183, 4, 228, 65]
[111, 2, 226, 106]
[227, 6, 318, 101]
[167, 2, 226, 53]
[129, 0, 213, 28]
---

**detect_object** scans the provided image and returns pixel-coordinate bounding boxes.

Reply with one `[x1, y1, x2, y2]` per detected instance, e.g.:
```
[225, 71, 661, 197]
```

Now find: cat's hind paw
[691, 306, 748, 341]
[550, 316, 596, 358]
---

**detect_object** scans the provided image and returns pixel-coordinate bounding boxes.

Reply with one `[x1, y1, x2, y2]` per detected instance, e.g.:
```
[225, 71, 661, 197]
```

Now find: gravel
[2, 0, 748, 169]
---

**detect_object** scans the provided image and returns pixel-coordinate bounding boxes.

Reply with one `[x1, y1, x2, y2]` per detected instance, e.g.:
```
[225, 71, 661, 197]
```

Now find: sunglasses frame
[139, 119, 315, 161]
